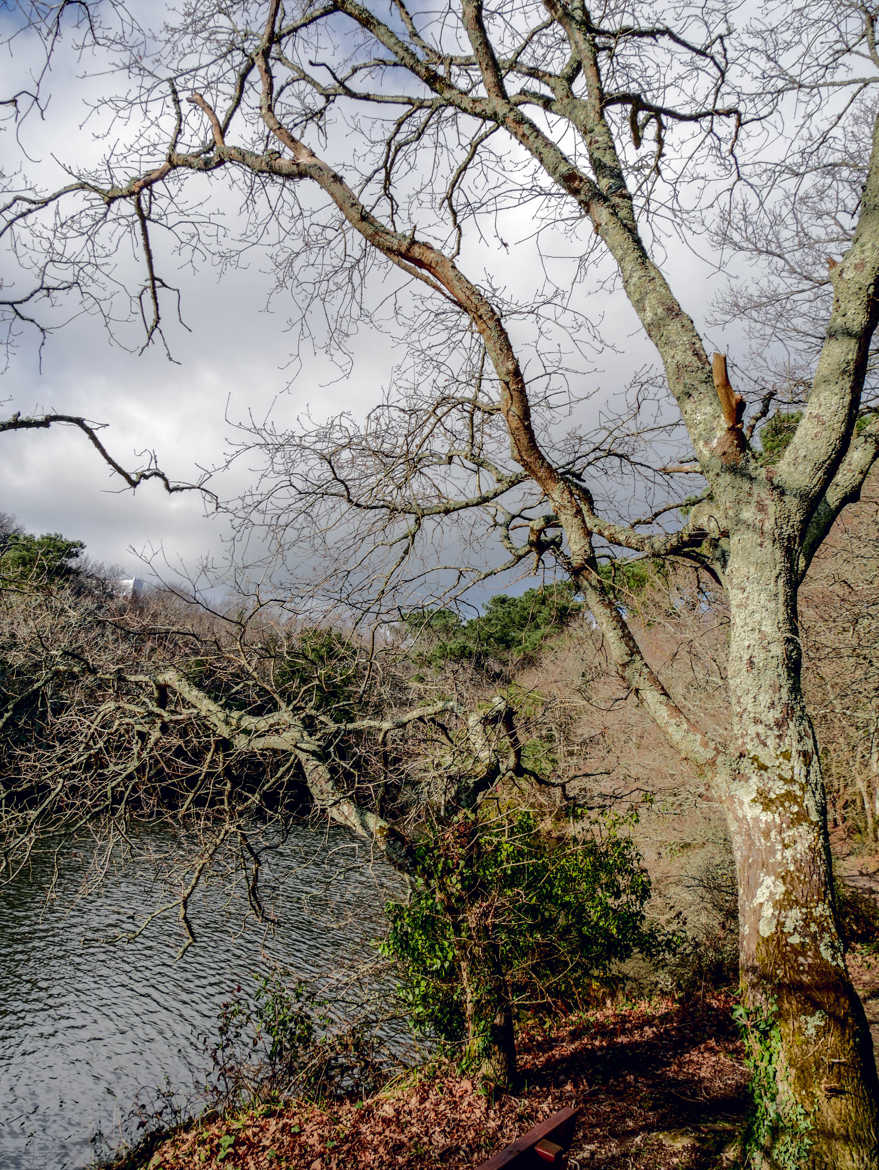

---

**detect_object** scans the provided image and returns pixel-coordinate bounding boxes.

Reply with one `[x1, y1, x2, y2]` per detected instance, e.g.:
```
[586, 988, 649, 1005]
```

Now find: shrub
[381, 810, 662, 1042]
[653, 844, 740, 997]
[404, 583, 580, 673]
[184, 626, 368, 721]
[204, 974, 391, 1108]
[273, 627, 366, 720]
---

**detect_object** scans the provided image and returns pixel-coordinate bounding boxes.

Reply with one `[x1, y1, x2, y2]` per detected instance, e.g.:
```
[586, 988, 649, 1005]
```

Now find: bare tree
[800, 472, 879, 839]
[3, 1, 879, 1164]
[0, 574, 559, 1090]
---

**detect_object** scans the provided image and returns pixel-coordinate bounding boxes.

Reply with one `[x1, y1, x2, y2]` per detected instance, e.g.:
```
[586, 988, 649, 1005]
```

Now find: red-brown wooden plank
[475, 1105, 579, 1170]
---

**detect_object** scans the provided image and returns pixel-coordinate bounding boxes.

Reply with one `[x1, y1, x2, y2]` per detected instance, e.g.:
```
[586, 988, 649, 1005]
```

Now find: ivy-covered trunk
[456, 916, 518, 1095]
[724, 513, 879, 1169]
[435, 818, 518, 1095]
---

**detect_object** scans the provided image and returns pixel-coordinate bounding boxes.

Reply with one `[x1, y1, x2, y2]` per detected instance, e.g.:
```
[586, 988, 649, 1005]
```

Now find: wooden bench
[475, 1105, 579, 1170]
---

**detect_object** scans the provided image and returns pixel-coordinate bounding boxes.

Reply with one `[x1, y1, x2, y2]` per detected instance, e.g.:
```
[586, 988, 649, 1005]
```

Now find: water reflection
[0, 824, 404, 1170]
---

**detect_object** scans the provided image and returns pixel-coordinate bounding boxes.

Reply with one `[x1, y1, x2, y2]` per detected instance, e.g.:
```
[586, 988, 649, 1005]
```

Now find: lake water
[0, 824, 405, 1170]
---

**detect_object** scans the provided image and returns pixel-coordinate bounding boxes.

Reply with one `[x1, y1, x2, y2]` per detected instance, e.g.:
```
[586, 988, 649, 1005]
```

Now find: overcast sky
[1, 257, 404, 576]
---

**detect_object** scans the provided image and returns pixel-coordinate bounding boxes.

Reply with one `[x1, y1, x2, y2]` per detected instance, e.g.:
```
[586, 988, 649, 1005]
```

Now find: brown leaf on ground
[143, 996, 747, 1170]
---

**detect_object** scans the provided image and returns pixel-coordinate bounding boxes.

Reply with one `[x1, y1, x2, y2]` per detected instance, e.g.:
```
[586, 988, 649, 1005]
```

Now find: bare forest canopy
[2, 482, 877, 886]
[1, 0, 877, 618]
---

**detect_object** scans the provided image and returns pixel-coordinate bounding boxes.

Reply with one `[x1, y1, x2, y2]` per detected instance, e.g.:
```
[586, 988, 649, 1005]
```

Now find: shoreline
[98, 995, 748, 1170]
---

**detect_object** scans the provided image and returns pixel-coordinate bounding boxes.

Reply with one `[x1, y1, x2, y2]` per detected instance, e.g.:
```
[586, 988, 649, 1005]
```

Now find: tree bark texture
[723, 498, 879, 1169]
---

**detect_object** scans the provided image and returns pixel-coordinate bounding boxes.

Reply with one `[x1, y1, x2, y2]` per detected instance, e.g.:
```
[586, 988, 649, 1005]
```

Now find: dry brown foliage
[140, 996, 746, 1170]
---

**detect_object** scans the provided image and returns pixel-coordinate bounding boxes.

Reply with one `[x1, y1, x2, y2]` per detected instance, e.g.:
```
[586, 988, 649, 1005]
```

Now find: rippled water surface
[0, 825, 403, 1170]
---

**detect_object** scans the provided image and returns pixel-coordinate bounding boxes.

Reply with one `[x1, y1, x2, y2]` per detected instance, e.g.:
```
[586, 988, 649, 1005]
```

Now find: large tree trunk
[724, 516, 879, 1169]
